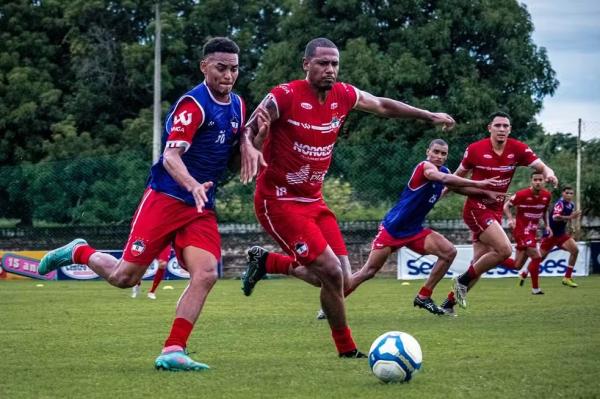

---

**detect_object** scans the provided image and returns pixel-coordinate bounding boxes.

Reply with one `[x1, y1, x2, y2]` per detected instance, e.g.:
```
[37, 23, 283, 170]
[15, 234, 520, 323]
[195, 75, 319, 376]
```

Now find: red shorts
[123, 189, 221, 267]
[157, 246, 172, 262]
[513, 230, 538, 250]
[254, 196, 347, 265]
[463, 205, 502, 242]
[540, 234, 571, 251]
[371, 225, 432, 254]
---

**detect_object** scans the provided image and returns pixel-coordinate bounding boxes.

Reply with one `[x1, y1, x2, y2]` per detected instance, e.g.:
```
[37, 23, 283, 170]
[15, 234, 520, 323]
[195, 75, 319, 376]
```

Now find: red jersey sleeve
[510, 190, 524, 206]
[552, 202, 564, 219]
[340, 82, 359, 110]
[516, 140, 539, 166]
[407, 162, 428, 190]
[270, 83, 294, 119]
[460, 143, 475, 170]
[166, 97, 204, 152]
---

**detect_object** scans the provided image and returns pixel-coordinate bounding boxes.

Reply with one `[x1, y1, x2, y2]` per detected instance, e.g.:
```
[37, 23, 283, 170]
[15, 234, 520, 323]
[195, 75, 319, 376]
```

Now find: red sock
[73, 244, 96, 265]
[265, 252, 294, 275]
[447, 291, 455, 302]
[164, 317, 194, 349]
[500, 257, 516, 269]
[150, 268, 166, 293]
[565, 265, 574, 278]
[528, 258, 542, 289]
[418, 286, 433, 298]
[331, 326, 356, 354]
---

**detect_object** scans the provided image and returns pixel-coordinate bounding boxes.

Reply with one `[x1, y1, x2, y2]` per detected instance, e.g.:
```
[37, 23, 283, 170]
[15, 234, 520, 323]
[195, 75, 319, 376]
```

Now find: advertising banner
[398, 242, 589, 280]
[1, 253, 57, 280]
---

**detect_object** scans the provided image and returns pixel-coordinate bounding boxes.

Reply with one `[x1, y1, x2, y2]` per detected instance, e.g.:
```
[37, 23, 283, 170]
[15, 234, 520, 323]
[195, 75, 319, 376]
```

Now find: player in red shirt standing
[239, 38, 455, 357]
[442, 112, 557, 313]
[503, 173, 552, 294]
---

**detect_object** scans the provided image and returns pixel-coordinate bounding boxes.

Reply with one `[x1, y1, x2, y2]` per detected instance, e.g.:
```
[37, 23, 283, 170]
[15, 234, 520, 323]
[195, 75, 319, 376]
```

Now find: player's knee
[190, 265, 218, 287]
[441, 246, 457, 263]
[497, 244, 512, 260]
[110, 273, 139, 288]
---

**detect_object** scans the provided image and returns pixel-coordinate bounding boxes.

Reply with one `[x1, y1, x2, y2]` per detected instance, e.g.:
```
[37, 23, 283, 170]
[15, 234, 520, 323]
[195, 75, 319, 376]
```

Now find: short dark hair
[531, 171, 543, 178]
[304, 38, 337, 59]
[428, 138, 448, 149]
[488, 111, 511, 124]
[202, 37, 239, 58]
[562, 185, 574, 192]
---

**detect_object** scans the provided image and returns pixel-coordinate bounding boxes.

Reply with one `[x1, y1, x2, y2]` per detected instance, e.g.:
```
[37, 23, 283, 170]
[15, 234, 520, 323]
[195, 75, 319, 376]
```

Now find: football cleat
[241, 246, 268, 296]
[316, 309, 327, 320]
[452, 278, 468, 309]
[339, 348, 367, 358]
[518, 275, 526, 287]
[147, 292, 156, 300]
[531, 289, 545, 295]
[562, 278, 578, 288]
[38, 238, 87, 275]
[131, 284, 140, 298]
[154, 350, 210, 371]
[413, 296, 445, 315]
[440, 298, 457, 317]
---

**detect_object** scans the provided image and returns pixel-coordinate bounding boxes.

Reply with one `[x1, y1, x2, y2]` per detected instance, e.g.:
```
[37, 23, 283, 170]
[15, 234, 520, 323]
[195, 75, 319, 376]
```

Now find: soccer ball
[368, 331, 422, 383]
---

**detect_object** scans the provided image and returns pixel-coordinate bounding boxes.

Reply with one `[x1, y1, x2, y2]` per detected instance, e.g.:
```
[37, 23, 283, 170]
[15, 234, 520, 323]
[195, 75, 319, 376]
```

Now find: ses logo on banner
[167, 257, 190, 279]
[397, 243, 590, 280]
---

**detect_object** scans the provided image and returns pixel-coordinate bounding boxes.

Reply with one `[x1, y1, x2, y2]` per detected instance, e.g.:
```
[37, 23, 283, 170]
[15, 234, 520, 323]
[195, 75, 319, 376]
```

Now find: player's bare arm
[423, 162, 502, 189]
[240, 99, 274, 184]
[354, 89, 455, 130]
[162, 146, 213, 213]
[503, 195, 516, 229]
[544, 206, 553, 237]
[530, 159, 558, 187]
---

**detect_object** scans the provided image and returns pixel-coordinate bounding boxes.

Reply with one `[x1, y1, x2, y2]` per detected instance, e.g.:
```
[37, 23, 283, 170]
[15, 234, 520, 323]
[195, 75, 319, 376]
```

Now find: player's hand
[190, 181, 213, 213]
[545, 174, 558, 188]
[430, 112, 456, 131]
[478, 176, 503, 188]
[507, 219, 515, 229]
[571, 210, 582, 219]
[545, 227, 553, 238]
[240, 142, 267, 184]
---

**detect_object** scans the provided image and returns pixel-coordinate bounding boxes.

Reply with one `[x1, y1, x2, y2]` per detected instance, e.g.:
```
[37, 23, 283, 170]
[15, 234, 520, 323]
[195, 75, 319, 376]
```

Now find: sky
[522, 0, 600, 139]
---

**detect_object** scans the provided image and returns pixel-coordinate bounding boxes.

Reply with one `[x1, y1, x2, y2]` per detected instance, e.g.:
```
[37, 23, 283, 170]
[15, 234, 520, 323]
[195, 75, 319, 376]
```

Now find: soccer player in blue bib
[38, 37, 267, 371]
[344, 139, 501, 315]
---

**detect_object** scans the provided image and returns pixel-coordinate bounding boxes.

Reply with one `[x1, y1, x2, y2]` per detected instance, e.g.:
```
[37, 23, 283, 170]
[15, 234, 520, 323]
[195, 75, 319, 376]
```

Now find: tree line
[1, 0, 596, 226]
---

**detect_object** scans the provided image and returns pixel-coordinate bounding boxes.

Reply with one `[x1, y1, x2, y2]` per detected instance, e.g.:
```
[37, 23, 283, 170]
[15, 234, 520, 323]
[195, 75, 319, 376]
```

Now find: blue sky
[522, 0, 600, 138]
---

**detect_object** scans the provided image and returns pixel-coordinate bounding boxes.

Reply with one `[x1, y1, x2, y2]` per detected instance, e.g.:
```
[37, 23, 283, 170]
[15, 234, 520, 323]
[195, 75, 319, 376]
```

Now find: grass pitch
[2, 276, 600, 399]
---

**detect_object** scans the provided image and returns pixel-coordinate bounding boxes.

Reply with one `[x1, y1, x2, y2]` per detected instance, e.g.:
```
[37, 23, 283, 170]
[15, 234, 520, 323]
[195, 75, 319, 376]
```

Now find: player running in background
[503, 173, 552, 295]
[37, 37, 260, 371]
[442, 111, 557, 313]
[539, 185, 582, 287]
[131, 245, 171, 299]
[239, 37, 455, 357]
[344, 139, 501, 316]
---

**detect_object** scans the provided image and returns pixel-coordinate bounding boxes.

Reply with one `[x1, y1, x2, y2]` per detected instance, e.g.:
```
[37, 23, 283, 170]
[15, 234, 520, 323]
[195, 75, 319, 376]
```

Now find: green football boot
[154, 350, 210, 371]
[38, 238, 87, 275]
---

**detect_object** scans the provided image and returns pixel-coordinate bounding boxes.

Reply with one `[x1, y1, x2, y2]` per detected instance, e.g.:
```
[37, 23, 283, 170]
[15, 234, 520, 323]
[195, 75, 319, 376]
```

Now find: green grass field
[2, 276, 600, 399]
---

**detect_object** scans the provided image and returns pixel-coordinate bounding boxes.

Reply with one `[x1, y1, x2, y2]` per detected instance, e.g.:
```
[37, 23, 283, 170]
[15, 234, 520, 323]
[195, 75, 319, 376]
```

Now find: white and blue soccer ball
[368, 331, 422, 383]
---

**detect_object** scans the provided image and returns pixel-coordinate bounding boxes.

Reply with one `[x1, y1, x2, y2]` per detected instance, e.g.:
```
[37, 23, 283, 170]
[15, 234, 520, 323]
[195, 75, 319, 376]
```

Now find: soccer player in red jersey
[239, 37, 455, 357]
[539, 185, 582, 287]
[37, 38, 265, 371]
[503, 173, 552, 294]
[131, 245, 171, 299]
[441, 111, 557, 313]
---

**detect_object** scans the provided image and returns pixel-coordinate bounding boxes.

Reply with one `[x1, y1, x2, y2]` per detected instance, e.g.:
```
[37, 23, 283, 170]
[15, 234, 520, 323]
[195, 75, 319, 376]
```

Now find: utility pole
[575, 118, 582, 239]
[152, 2, 162, 163]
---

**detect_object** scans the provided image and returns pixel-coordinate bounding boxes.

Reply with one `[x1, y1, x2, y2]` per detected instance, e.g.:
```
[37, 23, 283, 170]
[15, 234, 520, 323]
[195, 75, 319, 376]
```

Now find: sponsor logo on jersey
[171, 126, 184, 133]
[131, 239, 146, 257]
[300, 102, 313, 110]
[483, 154, 492, 159]
[231, 119, 239, 134]
[174, 110, 192, 126]
[295, 242, 309, 257]
[331, 102, 338, 110]
[507, 153, 515, 158]
[330, 116, 340, 129]
[293, 141, 335, 159]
